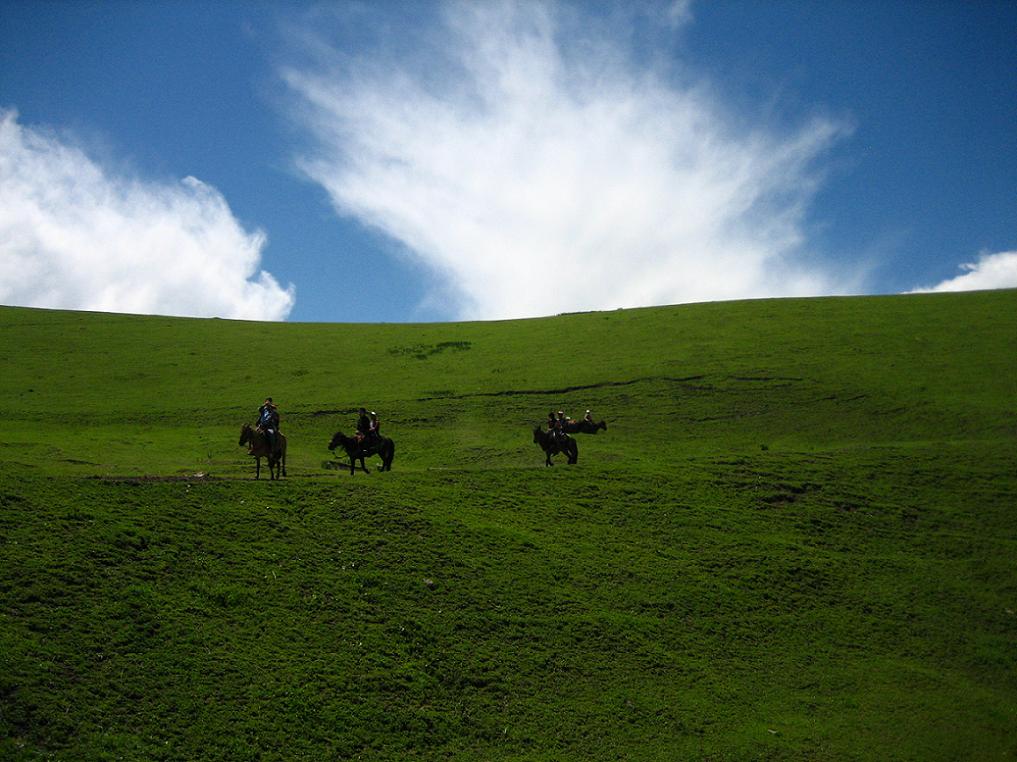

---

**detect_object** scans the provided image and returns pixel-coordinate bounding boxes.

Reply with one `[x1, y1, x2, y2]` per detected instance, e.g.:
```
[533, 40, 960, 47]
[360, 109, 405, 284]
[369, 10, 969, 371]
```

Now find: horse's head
[327, 431, 343, 451]
[533, 426, 543, 443]
[239, 424, 252, 446]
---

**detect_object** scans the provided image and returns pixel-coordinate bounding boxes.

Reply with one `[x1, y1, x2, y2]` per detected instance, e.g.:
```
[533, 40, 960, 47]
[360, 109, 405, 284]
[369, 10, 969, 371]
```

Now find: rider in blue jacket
[257, 397, 280, 453]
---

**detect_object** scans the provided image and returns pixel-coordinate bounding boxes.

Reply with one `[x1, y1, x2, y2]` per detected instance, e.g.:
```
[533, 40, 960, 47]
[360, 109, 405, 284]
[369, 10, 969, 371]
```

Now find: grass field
[1, 291, 1015, 760]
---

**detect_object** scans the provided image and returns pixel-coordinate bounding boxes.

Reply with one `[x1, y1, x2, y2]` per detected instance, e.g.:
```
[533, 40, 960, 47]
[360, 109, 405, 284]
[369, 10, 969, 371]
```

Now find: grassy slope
[1, 291, 1015, 760]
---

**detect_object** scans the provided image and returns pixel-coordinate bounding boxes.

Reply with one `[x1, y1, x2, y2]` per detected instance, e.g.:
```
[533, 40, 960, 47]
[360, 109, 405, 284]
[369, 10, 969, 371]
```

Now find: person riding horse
[355, 407, 380, 448]
[557, 410, 572, 440]
[548, 410, 571, 447]
[257, 397, 281, 455]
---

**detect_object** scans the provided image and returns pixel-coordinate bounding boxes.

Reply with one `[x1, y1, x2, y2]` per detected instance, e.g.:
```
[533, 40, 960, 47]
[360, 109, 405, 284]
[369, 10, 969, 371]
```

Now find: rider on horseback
[356, 407, 381, 449]
[368, 411, 380, 446]
[357, 407, 370, 430]
[548, 410, 570, 447]
[257, 397, 280, 454]
[557, 410, 572, 441]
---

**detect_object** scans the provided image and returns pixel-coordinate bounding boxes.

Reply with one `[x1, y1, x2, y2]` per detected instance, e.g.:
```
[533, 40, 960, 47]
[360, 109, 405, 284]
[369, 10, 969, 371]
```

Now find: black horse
[533, 427, 578, 466]
[328, 431, 395, 474]
[564, 418, 607, 434]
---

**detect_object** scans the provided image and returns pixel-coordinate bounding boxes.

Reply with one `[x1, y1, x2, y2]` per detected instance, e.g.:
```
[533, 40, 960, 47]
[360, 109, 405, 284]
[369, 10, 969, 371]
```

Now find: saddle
[354, 432, 379, 453]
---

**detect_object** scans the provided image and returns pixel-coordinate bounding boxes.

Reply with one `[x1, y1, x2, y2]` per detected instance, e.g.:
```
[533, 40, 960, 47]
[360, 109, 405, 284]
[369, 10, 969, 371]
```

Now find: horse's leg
[255, 456, 261, 480]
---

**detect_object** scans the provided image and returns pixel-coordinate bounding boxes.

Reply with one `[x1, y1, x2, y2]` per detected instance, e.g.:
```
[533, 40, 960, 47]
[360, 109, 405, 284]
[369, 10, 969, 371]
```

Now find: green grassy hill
[1, 291, 1015, 760]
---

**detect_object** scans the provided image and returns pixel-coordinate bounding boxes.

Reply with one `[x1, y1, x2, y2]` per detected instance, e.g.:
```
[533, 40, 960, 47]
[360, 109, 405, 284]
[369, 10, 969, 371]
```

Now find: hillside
[1, 291, 1016, 760]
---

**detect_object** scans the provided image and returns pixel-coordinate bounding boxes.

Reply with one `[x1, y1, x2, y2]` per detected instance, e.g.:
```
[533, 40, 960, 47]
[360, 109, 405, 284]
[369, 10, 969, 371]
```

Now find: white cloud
[665, 0, 694, 30]
[910, 251, 1017, 294]
[283, 0, 855, 320]
[0, 110, 294, 320]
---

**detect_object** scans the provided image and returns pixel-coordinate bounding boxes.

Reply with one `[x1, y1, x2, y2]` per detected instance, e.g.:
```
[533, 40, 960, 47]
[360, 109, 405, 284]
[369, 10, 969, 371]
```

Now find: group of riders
[251, 397, 382, 456]
[251, 397, 594, 456]
[546, 408, 595, 445]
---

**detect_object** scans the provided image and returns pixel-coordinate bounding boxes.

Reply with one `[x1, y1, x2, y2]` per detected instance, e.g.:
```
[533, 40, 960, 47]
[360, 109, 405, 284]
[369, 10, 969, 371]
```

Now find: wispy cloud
[665, 0, 695, 30]
[0, 110, 294, 320]
[283, 0, 855, 320]
[910, 250, 1017, 294]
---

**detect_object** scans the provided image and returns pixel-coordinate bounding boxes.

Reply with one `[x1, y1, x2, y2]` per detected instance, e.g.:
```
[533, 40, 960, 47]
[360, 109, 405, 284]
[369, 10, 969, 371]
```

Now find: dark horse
[239, 424, 287, 480]
[328, 432, 395, 475]
[564, 418, 607, 434]
[533, 427, 578, 466]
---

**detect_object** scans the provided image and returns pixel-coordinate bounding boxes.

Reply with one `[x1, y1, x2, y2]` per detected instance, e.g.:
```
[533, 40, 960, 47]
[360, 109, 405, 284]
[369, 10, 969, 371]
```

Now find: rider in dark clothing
[549, 410, 568, 446]
[355, 407, 372, 446]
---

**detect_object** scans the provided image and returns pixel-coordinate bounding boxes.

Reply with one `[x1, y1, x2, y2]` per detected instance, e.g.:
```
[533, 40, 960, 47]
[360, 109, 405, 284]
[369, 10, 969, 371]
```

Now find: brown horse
[328, 431, 395, 475]
[239, 424, 287, 480]
[533, 426, 578, 466]
[564, 418, 607, 434]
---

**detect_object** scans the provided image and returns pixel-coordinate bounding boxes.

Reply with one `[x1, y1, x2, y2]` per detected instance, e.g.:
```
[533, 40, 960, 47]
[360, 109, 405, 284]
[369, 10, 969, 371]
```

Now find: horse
[533, 427, 578, 466]
[239, 424, 287, 480]
[564, 418, 607, 434]
[328, 431, 395, 475]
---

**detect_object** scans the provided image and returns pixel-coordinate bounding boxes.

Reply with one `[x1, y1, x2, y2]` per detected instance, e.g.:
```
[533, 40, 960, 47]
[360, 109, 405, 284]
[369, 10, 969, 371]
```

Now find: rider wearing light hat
[556, 410, 571, 442]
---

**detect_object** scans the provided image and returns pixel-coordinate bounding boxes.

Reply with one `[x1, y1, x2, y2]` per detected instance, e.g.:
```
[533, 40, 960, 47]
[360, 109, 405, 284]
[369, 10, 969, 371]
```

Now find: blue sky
[1, 0, 1014, 322]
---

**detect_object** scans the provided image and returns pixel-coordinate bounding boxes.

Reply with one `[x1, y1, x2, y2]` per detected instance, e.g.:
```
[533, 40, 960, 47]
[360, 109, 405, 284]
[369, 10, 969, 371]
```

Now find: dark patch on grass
[418, 374, 707, 401]
[730, 375, 804, 382]
[389, 341, 473, 360]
